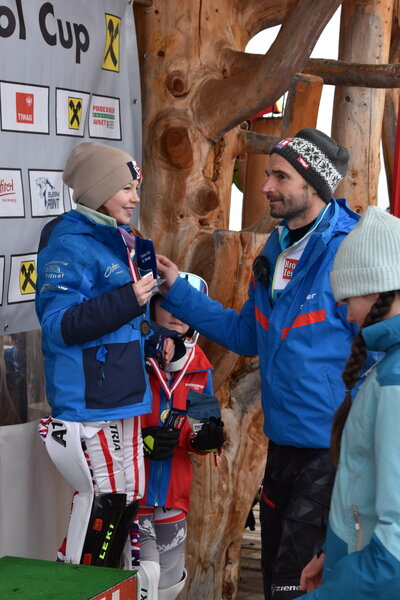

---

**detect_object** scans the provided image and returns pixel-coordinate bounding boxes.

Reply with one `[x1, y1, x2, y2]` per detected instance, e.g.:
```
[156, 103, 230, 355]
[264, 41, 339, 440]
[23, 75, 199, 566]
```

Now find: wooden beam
[303, 58, 400, 87]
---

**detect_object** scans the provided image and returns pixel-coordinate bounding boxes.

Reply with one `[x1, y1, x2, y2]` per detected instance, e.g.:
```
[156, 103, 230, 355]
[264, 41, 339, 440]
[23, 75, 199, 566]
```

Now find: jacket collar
[362, 314, 400, 352]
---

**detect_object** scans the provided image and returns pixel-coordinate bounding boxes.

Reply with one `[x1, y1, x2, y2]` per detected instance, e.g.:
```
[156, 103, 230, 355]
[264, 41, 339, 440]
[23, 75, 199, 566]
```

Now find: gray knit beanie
[330, 206, 400, 302]
[271, 128, 349, 203]
[63, 142, 142, 210]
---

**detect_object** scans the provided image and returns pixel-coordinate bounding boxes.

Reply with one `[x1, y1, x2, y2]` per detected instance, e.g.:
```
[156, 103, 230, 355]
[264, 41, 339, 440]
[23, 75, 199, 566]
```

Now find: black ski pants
[260, 441, 335, 600]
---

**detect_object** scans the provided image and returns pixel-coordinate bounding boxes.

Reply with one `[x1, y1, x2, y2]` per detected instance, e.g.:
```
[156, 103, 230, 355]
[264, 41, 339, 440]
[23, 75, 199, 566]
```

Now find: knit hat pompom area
[330, 206, 400, 302]
[62, 142, 142, 211]
[271, 128, 349, 203]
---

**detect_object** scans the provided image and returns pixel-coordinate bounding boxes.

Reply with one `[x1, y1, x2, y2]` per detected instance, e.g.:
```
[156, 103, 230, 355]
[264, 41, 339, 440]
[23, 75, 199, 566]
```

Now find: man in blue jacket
[157, 129, 359, 600]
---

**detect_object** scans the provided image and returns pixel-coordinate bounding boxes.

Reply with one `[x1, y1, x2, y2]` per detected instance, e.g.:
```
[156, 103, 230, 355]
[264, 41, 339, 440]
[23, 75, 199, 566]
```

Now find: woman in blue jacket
[36, 142, 175, 570]
[299, 206, 400, 599]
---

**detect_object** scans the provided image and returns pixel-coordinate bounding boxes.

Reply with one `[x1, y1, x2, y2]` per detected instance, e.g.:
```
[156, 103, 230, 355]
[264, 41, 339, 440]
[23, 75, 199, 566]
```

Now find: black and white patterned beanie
[271, 128, 349, 203]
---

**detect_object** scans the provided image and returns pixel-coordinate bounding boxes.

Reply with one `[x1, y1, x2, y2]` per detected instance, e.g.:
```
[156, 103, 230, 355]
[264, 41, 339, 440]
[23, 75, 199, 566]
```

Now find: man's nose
[262, 177, 273, 194]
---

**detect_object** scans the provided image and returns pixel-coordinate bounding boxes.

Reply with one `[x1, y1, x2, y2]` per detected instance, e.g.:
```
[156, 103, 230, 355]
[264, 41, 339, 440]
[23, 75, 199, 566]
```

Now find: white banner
[0, 0, 142, 334]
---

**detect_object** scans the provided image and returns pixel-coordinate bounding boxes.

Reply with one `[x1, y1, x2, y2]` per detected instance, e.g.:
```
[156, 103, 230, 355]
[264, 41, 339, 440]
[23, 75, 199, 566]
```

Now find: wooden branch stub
[166, 70, 191, 97]
[194, 187, 220, 215]
[282, 73, 323, 136]
[159, 126, 193, 169]
[235, 129, 280, 156]
[303, 58, 400, 88]
[133, 0, 152, 5]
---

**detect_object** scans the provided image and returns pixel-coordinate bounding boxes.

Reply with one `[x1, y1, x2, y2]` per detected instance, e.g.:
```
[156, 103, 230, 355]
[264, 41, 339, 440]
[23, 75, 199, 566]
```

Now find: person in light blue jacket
[299, 206, 400, 599]
[36, 142, 179, 572]
[157, 129, 366, 599]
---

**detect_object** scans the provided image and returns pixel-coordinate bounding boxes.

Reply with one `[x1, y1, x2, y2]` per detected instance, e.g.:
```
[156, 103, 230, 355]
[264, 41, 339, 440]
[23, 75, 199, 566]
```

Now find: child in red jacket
[137, 273, 224, 600]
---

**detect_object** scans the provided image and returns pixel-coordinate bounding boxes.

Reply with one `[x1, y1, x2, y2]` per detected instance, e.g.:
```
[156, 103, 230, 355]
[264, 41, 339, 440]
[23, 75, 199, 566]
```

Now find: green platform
[0, 556, 137, 599]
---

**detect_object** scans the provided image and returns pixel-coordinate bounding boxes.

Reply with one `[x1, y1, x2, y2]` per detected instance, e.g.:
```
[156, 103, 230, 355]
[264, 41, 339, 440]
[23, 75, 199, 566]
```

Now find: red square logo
[283, 258, 298, 280]
[297, 156, 310, 169]
[16, 92, 34, 124]
[93, 518, 103, 532]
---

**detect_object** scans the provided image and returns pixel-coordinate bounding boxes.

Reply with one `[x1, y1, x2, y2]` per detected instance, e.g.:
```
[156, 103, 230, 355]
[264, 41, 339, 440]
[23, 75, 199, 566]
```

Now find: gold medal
[160, 409, 170, 424]
[140, 319, 150, 336]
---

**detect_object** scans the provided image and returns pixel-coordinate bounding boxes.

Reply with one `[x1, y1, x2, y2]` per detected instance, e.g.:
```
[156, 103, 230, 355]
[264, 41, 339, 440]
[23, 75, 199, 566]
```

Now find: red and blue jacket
[162, 199, 362, 449]
[141, 345, 213, 513]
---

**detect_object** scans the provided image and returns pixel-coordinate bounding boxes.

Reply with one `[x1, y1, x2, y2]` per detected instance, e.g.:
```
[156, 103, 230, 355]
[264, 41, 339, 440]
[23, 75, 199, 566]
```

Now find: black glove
[142, 426, 180, 460]
[190, 417, 224, 452]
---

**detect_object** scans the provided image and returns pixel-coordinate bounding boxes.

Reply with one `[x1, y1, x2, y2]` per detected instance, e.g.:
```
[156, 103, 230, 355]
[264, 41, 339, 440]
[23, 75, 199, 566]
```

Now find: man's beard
[268, 188, 311, 222]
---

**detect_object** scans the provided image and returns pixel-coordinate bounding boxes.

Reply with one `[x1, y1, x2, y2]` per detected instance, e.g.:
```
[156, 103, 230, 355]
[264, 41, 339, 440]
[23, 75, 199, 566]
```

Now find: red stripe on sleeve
[255, 306, 269, 331]
[281, 309, 326, 339]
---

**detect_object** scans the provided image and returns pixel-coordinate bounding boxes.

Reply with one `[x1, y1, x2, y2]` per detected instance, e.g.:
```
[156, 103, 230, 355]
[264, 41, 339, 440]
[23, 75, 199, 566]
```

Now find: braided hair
[330, 290, 398, 465]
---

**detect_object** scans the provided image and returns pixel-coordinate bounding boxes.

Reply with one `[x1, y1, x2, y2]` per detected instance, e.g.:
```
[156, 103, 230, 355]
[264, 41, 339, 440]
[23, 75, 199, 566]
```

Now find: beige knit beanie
[330, 206, 400, 302]
[63, 142, 142, 210]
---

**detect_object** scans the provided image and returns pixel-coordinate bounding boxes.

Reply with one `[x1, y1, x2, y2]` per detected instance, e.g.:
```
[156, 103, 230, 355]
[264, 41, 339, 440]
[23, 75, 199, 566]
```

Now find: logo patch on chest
[282, 258, 298, 280]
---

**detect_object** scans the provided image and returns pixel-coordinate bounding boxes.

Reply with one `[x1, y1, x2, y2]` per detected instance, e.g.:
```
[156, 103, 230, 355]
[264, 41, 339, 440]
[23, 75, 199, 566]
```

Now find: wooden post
[242, 116, 282, 230]
[332, 0, 393, 212]
[281, 73, 323, 136]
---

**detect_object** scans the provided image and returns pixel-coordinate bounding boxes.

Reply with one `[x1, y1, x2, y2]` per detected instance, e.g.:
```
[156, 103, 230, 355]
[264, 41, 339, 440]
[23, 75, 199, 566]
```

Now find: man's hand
[142, 426, 180, 460]
[156, 255, 179, 294]
[300, 552, 325, 592]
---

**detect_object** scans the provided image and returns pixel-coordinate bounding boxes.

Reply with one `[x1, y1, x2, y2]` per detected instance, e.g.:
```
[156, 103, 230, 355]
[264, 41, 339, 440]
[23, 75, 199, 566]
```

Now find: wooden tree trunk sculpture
[133, 1, 342, 598]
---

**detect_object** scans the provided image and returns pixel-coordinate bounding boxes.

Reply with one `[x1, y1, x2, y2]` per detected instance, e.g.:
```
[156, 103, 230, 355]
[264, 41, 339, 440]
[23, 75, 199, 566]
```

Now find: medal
[160, 409, 170, 424]
[140, 319, 150, 336]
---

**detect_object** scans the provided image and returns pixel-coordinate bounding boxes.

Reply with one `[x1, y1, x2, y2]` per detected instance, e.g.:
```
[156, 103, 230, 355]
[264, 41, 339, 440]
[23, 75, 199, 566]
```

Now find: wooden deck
[236, 504, 264, 600]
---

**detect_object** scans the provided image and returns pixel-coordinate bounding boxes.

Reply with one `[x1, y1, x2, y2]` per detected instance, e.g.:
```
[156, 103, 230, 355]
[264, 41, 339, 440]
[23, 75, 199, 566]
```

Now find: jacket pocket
[83, 341, 146, 410]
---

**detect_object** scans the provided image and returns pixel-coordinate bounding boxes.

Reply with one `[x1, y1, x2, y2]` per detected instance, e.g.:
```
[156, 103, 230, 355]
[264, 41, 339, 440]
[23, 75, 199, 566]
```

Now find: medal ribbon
[118, 228, 140, 282]
[147, 346, 196, 401]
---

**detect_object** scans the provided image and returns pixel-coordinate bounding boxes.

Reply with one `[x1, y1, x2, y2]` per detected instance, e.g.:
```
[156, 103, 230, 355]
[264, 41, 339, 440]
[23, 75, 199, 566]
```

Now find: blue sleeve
[161, 277, 258, 356]
[205, 371, 213, 395]
[36, 236, 144, 347]
[61, 283, 145, 345]
[302, 535, 400, 600]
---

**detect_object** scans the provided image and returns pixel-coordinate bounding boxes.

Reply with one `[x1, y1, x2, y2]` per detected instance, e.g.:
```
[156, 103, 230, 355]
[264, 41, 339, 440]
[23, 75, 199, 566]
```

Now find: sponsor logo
[16, 92, 34, 124]
[104, 263, 121, 277]
[19, 260, 36, 294]
[35, 176, 60, 210]
[282, 257, 298, 280]
[275, 138, 291, 148]
[68, 97, 83, 129]
[89, 95, 120, 139]
[102, 14, 121, 72]
[109, 423, 121, 451]
[271, 584, 302, 593]
[99, 523, 115, 560]
[297, 156, 310, 169]
[92, 103, 115, 128]
[51, 421, 67, 447]
[185, 383, 204, 391]
[0, 178, 16, 202]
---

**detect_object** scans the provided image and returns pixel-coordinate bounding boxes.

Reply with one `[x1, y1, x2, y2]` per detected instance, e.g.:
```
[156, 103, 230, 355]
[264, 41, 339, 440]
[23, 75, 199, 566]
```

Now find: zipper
[154, 394, 170, 507]
[352, 505, 363, 551]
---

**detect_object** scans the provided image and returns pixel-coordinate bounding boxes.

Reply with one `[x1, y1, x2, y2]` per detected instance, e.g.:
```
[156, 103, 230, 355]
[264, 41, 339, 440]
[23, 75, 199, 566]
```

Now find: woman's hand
[300, 552, 325, 592]
[132, 274, 155, 306]
[156, 255, 179, 294]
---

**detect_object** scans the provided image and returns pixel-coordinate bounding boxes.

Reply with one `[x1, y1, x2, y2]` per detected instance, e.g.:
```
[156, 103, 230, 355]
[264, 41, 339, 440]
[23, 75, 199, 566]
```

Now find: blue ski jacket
[35, 209, 154, 422]
[162, 199, 360, 448]
[302, 315, 400, 599]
